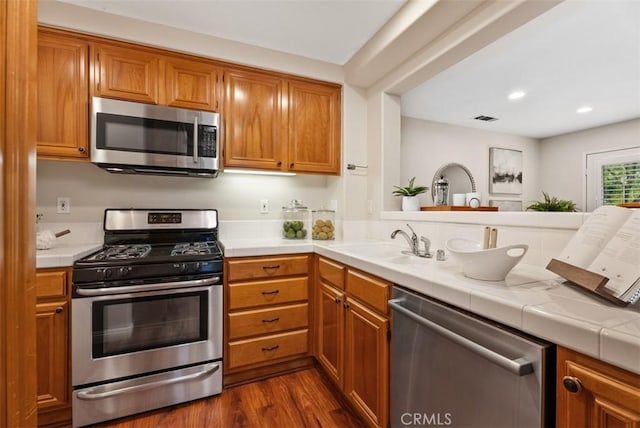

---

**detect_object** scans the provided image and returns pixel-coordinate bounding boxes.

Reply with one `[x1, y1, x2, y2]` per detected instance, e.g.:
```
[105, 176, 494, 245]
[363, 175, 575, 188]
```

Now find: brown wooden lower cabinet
[315, 255, 390, 428]
[224, 254, 314, 386]
[36, 268, 72, 427]
[557, 346, 640, 428]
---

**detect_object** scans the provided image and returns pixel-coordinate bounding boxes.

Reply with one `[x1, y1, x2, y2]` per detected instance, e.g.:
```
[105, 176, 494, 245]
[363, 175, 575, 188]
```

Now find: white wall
[400, 117, 541, 209]
[540, 118, 640, 211]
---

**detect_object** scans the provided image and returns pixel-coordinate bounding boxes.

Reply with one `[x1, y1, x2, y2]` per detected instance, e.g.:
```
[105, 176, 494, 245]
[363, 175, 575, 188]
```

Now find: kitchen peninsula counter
[221, 238, 640, 375]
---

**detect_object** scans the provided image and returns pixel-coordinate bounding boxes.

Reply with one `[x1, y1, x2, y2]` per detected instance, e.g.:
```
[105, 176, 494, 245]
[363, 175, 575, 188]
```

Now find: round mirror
[431, 163, 476, 203]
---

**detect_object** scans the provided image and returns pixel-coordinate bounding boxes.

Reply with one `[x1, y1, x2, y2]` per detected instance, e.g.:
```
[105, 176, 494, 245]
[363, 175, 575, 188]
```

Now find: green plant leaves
[392, 176, 428, 197]
[526, 191, 577, 212]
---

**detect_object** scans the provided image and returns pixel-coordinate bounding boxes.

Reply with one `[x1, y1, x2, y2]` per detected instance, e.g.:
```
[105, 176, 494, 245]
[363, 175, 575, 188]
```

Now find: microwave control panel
[199, 126, 217, 158]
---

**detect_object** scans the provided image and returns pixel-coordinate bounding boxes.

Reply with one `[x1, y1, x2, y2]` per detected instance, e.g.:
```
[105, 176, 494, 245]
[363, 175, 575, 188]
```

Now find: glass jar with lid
[282, 199, 309, 239]
[312, 209, 335, 240]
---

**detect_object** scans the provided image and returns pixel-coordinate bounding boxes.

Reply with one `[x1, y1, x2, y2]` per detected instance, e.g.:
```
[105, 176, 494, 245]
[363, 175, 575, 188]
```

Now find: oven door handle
[76, 363, 220, 400]
[75, 276, 221, 296]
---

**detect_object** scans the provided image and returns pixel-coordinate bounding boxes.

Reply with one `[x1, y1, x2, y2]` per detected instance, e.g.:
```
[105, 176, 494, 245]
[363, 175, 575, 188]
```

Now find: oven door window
[92, 291, 208, 358]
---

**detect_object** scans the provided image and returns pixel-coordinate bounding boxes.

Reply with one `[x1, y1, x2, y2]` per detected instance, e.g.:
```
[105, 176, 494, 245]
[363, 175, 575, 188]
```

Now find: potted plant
[526, 191, 578, 212]
[393, 177, 429, 211]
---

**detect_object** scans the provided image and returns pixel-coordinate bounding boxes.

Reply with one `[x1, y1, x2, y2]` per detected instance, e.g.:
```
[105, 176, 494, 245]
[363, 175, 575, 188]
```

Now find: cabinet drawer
[227, 255, 309, 282]
[346, 270, 391, 314]
[228, 277, 308, 310]
[228, 303, 308, 340]
[318, 257, 345, 289]
[227, 329, 308, 369]
[36, 270, 68, 299]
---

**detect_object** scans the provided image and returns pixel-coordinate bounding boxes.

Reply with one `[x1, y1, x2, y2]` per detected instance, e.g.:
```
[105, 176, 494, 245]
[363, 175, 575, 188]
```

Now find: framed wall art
[490, 147, 523, 194]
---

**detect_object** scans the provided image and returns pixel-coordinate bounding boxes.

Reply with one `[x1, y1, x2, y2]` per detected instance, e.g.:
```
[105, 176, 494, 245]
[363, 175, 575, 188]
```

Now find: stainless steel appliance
[389, 287, 555, 428]
[91, 97, 220, 177]
[71, 209, 224, 427]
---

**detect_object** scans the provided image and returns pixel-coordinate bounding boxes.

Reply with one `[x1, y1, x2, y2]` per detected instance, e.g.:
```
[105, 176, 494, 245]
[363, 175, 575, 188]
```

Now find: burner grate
[89, 244, 152, 261]
[171, 242, 216, 256]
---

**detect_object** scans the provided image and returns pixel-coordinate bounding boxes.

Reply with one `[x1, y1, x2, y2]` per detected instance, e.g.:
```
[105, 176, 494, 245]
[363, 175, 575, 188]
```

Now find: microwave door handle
[193, 116, 199, 163]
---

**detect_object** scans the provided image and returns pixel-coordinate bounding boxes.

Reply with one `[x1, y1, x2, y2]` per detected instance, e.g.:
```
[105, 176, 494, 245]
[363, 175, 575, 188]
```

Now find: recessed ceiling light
[508, 90, 526, 100]
[576, 106, 593, 114]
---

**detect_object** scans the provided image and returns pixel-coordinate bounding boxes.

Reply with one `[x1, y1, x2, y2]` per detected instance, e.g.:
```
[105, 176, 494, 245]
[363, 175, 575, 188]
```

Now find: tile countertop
[222, 238, 640, 375]
[36, 243, 102, 269]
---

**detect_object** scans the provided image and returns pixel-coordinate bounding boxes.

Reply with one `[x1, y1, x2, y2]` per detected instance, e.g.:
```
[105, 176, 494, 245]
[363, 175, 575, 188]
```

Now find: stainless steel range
[71, 209, 223, 427]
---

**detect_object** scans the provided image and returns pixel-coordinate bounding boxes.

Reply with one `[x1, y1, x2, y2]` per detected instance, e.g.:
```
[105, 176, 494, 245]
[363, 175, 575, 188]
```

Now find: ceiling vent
[473, 115, 499, 122]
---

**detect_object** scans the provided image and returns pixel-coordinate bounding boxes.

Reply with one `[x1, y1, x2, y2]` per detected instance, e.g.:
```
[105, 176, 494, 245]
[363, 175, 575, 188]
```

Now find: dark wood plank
[95, 368, 364, 428]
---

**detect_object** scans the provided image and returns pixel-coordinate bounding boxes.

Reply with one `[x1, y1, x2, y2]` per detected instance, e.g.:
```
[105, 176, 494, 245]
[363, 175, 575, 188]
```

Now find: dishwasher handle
[388, 298, 534, 376]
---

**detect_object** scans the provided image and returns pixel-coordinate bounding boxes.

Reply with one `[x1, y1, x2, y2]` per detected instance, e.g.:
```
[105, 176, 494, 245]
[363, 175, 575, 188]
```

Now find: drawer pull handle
[261, 345, 280, 352]
[261, 289, 280, 295]
[262, 265, 280, 271]
[262, 317, 280, 323]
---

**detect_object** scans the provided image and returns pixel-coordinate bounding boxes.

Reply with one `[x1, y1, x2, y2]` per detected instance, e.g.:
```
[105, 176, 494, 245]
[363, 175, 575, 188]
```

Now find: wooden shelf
[420, 206, 498, 211]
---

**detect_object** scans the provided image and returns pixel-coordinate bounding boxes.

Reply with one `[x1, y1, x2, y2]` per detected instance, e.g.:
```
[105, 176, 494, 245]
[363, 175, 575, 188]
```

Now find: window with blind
[602, 161, 640, 205]
[586, 147, 640, 211]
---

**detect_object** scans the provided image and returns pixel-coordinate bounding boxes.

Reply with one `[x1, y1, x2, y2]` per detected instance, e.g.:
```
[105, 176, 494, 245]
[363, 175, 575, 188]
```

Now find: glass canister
[282, 199, 309, 239]
[312, 209, 336, 240]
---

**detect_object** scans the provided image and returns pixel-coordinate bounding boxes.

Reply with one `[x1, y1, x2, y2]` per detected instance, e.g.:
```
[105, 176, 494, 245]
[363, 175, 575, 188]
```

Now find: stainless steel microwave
[91, 97, 220, 178]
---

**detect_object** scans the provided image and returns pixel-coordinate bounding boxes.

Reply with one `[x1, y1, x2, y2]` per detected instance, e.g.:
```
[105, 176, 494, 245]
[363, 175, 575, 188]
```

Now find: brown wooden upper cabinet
[92, 43, 160, 104]
[223, 67, 341, 175]
[288, 79, 341, 174]
[164, 56, 219, 111]
[223, 68, 286, 171]
[37, 28, 89, 159]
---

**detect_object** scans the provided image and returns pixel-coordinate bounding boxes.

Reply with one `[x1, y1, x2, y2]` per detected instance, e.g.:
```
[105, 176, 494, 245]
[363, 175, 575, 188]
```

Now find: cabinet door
[36, 301, 70, 412]
[316, 282, 345, 387]
[288, 80, 341, 174]
[557, 347, 640, 428]
[93, 43, 159, 104]
[223, 68, 286, 171]
[344, 298, 389, 428]
[165, 57, 218, 111]
[37, 30, 89, 159]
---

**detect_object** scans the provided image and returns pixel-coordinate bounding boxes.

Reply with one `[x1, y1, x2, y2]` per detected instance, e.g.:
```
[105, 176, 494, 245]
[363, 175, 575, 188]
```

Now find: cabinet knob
[562, 376, 582, 394]
[289, 162, 295, 168]
[78, 147, 85, 153]
[335, 297, 341, 304]
[277, 161, 282, 167]
[343, 302, 350, 309]
[55, 307, 63, 314]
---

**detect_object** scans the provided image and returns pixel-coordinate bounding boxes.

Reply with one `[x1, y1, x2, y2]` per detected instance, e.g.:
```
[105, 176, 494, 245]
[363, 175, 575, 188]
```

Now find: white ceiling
[400, 0, 640, 139]
[55, 0, 640, 139]
[57, 0, 406, 65]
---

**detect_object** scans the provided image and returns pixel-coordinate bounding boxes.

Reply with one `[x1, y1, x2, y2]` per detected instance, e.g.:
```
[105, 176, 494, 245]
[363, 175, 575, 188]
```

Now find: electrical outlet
[260, 199, 269, 214]
[57, 197, 71, 214]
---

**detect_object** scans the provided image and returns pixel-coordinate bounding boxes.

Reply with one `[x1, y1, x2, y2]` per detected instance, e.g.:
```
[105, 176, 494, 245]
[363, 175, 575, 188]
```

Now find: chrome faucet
[391, 224, 419, 255]
[391, 223, 433, 257]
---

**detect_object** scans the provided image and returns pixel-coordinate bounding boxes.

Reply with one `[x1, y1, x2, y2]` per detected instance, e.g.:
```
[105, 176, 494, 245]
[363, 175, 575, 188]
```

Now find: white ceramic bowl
[445, 238, 528, 281]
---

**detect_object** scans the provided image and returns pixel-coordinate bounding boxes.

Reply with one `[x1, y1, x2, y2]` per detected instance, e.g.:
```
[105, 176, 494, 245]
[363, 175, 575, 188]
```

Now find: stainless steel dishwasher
[389, 287, 555, 428]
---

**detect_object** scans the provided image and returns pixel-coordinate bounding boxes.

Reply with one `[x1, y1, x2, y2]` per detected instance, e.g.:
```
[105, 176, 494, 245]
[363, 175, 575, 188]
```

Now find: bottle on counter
[312, 208, 335, 240]
[282, 199, 309, 239]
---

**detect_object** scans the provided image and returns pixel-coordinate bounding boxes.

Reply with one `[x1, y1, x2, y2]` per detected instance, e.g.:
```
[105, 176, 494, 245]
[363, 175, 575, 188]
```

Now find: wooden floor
[95, 368, 365, 428]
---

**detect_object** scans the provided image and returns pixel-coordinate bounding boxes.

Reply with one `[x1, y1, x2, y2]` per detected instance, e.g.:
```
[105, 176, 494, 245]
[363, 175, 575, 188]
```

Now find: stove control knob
[119, 267, 131, 277]
[103, 268, 113, 279]
[176, 263, 187, 273]
[191, 262, 201, 272]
